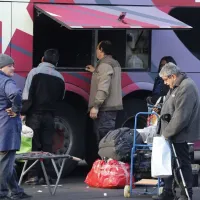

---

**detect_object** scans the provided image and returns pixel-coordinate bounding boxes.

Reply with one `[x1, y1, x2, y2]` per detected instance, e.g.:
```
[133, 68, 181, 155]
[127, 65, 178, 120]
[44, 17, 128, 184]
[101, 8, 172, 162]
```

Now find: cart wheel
[124, 185, 131, 198]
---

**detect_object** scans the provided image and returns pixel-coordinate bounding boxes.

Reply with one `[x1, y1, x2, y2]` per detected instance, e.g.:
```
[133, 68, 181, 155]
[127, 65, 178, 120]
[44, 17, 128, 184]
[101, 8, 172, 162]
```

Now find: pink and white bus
[0, 0, 199, 175]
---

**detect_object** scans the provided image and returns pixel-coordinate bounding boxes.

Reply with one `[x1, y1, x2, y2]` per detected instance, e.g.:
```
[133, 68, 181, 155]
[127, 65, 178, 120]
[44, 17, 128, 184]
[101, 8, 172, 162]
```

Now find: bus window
[98, 29, 150, 70]
[98, 30, 126, 68]
[33, 9, 92, 69]
[169, 7, 200, 60]
[33, 8, 150, 70]
[126, 29, 150, 70]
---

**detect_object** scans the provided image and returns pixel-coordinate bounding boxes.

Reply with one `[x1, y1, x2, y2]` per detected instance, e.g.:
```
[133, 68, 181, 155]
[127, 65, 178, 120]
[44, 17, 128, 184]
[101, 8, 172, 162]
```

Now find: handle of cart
[129, 111, 161, 197]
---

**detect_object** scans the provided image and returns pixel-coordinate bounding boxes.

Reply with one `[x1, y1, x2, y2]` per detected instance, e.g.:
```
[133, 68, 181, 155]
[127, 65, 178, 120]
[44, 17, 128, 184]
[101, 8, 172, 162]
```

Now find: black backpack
[98, 127, 143, 162]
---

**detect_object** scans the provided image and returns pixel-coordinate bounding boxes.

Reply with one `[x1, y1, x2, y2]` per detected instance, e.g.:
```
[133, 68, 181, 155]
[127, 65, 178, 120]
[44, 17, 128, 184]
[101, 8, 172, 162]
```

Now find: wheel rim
[52, 116, 73, 155]
[121, 115, 147, 129]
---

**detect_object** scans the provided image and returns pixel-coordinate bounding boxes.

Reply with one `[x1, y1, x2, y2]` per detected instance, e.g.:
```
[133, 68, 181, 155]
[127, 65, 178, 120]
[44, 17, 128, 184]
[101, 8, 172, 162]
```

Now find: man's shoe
[152, 190, 174, 200]
[25, 177, 39, 185]
[10, 193, 32, 200]
[178, 195, 192, 200]
[38, 176, 54, 185]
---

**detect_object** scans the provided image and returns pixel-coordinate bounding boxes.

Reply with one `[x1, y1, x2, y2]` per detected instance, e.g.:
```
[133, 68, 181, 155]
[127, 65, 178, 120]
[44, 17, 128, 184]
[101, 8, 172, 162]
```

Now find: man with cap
[0, 54, 31, 199]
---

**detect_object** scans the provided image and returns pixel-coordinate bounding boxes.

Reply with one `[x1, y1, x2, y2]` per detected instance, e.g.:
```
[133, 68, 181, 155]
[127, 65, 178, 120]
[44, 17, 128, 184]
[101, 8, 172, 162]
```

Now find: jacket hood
[38, 62, 55, 68]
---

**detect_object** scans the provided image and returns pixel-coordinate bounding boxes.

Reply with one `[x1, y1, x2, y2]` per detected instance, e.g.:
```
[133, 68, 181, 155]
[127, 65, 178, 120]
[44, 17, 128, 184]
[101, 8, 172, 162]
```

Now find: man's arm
[5, 80, 22, 114]
[59, 74, 65, 100]
[21, 68, 36, 115]
[93, 63, 113, 109]
[22, 68, 36, 100]
[59, 79, 65, 101]
[162, 85, 196, 138]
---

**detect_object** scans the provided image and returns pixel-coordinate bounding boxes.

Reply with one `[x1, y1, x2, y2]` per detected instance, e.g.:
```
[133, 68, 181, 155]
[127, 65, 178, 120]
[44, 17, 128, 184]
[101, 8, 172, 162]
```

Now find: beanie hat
[0, 54, 14, 69]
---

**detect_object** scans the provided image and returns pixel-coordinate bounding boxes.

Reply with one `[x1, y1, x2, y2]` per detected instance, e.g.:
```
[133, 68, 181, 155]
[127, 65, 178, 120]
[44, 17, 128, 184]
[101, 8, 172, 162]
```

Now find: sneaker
[152, 190, 174, 200]
[25, 176, 39, 185]
[10, 193, 32, 200]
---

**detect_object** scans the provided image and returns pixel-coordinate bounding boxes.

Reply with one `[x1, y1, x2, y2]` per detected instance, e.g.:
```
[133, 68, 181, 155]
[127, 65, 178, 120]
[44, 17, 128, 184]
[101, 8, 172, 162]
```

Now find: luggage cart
[124, 111, 160, 198]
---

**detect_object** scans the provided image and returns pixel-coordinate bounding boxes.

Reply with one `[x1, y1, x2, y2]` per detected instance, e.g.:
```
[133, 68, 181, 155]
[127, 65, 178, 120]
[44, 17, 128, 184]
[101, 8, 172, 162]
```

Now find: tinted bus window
[170, 7, 200, 60]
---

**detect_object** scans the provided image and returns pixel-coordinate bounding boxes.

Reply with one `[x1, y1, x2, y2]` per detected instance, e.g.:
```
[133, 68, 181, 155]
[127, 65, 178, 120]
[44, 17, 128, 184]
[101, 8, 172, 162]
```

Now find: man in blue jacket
[0, 54, 31, 200]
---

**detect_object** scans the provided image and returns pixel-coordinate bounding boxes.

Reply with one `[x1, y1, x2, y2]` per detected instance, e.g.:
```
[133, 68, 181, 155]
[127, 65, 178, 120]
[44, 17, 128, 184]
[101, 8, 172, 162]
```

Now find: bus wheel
[84, 117, 99, 168]
[116, 98, 147, 129]
[53, 102, 85, 177]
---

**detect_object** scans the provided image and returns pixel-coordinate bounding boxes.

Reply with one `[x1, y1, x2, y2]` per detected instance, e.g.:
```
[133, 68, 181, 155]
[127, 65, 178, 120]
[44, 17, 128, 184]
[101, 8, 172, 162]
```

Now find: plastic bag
[21, 123, 34, 138]
[151, 136, 172, 178]
[85, 159, 135, 188]
[137, 125, 157, 144]
[16, 124, 33, 155]
[147, 97, 163, 126]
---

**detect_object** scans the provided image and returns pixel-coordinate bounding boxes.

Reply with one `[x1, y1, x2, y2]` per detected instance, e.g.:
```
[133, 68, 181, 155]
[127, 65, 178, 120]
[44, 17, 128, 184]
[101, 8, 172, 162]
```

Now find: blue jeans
[0, 150, 24, 197]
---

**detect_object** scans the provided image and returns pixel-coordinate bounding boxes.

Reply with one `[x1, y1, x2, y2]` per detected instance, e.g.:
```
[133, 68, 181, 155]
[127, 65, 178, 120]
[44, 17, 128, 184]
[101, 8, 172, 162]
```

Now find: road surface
[20, 164, 200, 200]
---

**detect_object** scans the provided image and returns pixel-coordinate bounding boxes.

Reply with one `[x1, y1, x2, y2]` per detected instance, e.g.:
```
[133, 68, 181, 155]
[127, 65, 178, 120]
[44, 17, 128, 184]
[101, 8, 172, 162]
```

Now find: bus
[0, 0, 199, 176]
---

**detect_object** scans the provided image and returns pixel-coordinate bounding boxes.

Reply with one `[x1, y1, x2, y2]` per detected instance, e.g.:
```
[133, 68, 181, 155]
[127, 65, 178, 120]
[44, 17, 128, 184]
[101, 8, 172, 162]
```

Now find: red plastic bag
[84, 159, 135, 188]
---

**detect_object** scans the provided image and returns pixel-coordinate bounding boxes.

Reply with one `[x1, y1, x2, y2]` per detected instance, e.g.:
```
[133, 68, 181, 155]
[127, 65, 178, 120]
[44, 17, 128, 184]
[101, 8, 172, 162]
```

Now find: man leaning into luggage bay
[154, 62, 200, 200]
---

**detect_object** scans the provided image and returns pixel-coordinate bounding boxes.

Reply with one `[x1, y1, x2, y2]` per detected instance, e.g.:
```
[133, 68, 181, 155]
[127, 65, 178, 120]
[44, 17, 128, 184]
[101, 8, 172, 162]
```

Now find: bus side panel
[151, 29, 200, 150]
[151, 30, 200, 74]
[11, 2, 33, 75]
[0, 21, 2, 53]
[0, 2, 12, 56]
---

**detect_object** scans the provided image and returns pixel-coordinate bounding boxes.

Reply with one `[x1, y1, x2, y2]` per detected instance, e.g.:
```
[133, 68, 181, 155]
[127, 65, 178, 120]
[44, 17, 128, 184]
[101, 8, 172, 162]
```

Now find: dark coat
[151, 76, 169, 104]
[0, 71, 22, 151]
[160, 74, 200, 142]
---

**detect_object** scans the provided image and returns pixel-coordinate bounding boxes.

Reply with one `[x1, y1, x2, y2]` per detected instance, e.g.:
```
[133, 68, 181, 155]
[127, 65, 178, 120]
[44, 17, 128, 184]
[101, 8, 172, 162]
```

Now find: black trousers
[0, 151, 23, 197]
[164, 142, 193, 197]
[26, 112, 55, 177]
[94, 111, 117, 143]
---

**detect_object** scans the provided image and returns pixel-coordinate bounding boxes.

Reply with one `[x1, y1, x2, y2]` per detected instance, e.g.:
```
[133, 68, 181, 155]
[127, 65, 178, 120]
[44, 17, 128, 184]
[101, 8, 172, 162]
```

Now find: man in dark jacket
[21, 49, 65, 185]
[0, 54, 31, 199]
[154, 62, 200, 200]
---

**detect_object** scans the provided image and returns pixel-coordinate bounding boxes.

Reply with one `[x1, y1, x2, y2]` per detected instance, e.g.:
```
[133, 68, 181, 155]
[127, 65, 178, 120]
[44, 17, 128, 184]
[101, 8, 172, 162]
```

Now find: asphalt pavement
[21, 164, 200, 200]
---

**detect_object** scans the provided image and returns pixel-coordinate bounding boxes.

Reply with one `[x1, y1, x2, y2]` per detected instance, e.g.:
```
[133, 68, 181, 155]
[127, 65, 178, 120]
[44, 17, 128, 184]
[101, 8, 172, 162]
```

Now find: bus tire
[53, 102, 85, 177]
[84, 116, 100, 168]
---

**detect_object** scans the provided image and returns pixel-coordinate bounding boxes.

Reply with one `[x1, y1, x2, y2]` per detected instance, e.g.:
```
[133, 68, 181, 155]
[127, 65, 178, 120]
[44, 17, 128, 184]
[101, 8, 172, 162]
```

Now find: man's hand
[20, 115, 26, 121]
[152, 107, 161, 114]
[164, 136, 169, 140]
[85, 65, 95, 73]
[90, 107, 99, 119]
[6, 108, 17, 118]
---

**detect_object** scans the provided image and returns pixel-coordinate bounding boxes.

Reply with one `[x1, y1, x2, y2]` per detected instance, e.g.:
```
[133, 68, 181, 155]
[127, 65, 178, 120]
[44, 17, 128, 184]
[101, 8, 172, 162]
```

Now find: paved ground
[20, 164, 200, 200]
[22, 179, 200, 200]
